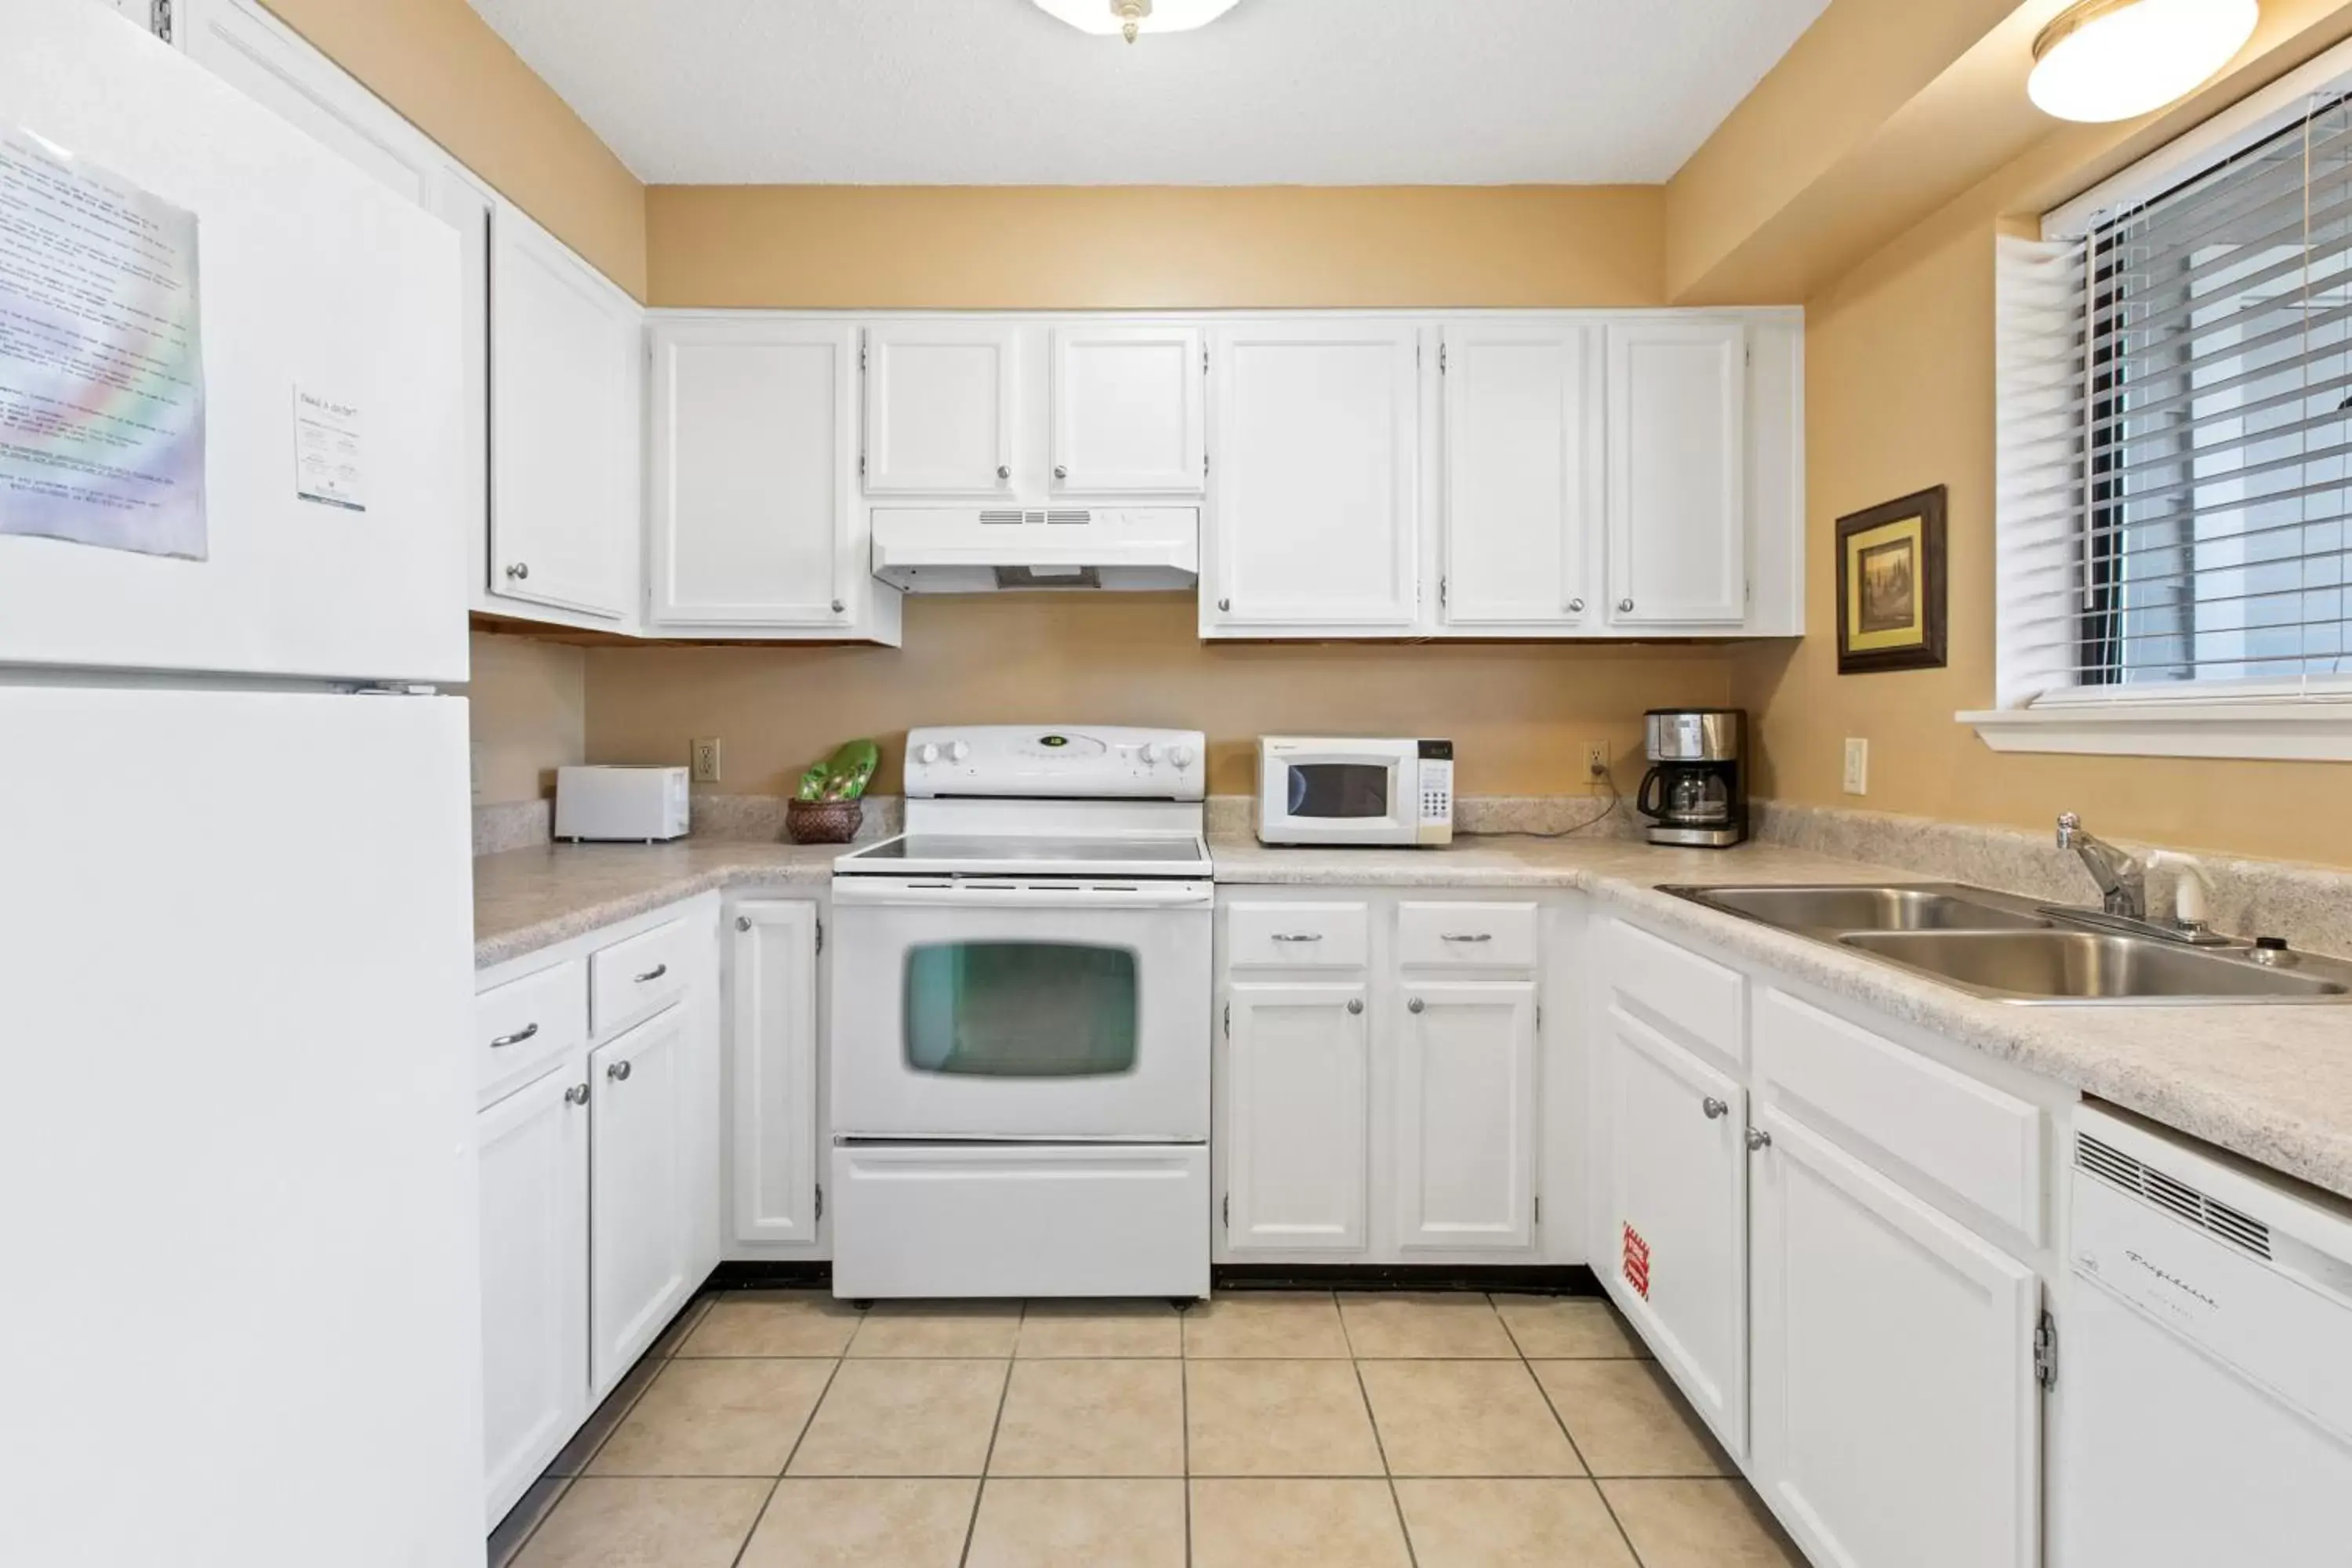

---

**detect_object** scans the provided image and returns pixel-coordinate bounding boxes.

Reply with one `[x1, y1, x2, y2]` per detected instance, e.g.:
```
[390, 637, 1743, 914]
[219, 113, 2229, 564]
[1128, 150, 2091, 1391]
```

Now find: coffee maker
[1636, 709, 1748, 848]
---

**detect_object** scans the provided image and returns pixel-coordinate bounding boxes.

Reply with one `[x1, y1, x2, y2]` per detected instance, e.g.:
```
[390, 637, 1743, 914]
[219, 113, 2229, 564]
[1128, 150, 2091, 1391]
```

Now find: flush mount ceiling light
[2028, 0, 2259, 122]
[1032, 0, 1243, 45]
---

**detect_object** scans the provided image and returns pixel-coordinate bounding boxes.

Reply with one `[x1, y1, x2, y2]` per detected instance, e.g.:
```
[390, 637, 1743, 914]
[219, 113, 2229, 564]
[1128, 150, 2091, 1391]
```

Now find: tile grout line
[1179, 1304, 1194, 1568]
[724, 1348, 847, 1568]
[954, 1304, 1023, 1568]
[1335, 1292, 1423, 1568]
[1496, 1290, 1651, 1568]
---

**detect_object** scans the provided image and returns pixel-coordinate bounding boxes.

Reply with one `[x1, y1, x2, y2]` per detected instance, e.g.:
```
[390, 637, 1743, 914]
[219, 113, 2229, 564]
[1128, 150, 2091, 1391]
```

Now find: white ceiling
[466, 0, 1832, 186]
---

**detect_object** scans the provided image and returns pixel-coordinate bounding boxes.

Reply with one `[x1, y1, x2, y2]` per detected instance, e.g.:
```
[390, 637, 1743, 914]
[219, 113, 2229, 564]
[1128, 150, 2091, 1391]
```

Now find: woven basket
[786, 797, 864, 845]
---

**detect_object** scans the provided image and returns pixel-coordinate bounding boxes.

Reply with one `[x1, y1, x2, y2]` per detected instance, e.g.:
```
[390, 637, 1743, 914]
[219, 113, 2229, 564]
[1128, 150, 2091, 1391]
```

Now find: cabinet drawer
[1604, 919, 1744, 1059]
[1755, 989, 2044, 1242]
[1397, 902, 1538, 969]
[1226, 902, 1370, 969]
[590, 918, 693, 1037]
[475, 960, 586, 1102]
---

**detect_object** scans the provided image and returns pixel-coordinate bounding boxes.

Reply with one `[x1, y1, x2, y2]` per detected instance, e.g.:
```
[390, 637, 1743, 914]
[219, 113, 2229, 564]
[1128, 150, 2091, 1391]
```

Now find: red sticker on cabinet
[1623, 1223, 1651, 1300]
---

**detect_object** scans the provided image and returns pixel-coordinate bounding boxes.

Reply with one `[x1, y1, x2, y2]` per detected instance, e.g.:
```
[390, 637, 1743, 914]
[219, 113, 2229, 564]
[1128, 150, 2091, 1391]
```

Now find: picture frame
[1835, 485, 1947, 675]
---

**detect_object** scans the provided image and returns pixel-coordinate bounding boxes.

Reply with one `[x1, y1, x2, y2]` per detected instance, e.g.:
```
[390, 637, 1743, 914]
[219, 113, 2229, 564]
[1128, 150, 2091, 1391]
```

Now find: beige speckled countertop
[474, 831, 2352, 1201]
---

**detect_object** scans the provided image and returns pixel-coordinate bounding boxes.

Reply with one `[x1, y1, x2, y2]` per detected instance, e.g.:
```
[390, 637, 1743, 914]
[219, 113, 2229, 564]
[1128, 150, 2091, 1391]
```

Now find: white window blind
[2001, 98, 2352, 710]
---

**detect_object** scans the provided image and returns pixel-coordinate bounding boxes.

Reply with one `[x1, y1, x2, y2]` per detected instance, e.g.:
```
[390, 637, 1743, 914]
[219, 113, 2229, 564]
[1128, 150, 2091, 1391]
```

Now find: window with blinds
[2003, 95, 2352, 705]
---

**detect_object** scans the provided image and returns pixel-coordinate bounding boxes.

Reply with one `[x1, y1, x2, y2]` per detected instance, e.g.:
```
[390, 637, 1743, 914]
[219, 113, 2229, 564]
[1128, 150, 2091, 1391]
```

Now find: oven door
[1258, 746, 1414, 844]
[829, 877, 1213, 1141]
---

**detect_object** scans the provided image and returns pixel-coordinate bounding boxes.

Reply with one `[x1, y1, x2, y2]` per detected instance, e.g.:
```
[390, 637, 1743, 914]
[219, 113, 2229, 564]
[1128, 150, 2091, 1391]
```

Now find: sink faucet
[2056, 813, 2146, 920]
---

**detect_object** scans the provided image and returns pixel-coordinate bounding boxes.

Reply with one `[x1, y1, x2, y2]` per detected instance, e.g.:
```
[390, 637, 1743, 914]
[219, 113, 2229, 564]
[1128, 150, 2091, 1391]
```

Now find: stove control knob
[914, 742, 941, 766]
[1139, 742, 1160, 764]
[1171, 743, 1196, 768]
[947, 740, 970, 763]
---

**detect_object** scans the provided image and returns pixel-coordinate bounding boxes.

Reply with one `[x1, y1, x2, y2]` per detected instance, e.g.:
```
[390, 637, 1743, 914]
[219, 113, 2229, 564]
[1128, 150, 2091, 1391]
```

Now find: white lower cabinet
[728, 901, 822, 1248]
[1595, 1001, 1748, 1457]
[475, 1062, 588, 1527]
[587, 1009, 695, 1394]
[1223, 982, 1371, 1254]
[1748, 1105, 2041, 1568]
[1394, 980, 1537, 1251]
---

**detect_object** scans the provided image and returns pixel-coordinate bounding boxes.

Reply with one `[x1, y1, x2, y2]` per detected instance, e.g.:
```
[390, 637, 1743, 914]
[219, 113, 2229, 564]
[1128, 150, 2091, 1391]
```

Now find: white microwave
[1256, 738, 1454, 847]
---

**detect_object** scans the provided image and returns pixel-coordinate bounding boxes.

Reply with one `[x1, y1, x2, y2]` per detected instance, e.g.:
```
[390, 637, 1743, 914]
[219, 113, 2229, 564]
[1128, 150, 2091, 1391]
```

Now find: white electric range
[828, 725, 1213, 1301]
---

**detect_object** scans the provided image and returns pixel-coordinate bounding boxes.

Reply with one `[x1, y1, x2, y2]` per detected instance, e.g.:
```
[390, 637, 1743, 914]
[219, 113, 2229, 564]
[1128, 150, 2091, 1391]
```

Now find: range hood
[871, 506, 1199, 593]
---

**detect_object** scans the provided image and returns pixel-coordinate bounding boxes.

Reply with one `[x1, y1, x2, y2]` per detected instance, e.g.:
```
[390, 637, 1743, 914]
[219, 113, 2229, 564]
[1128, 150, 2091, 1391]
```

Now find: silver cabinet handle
[1272, 932, 1323, 943]
[736, 915, 753, 931]
[564, 1083, 589, 1106]
[1440, 932, 1492, 944]
[634, 963, 668, 984]
[1054, 464, 1069, 480]
[1745, 1127, 1772, 1152]
[1618, 597, 1635, 613]
[489, 1022, 539, 1050]
[830, 597, 846, 614]
[1568, 597, 1585, 613]
[505, 561, 530, 581]
[1701, 1096, 1729, 1120]
[1407, 996, 1425, 1014]
[1217, 597, 1231, 612]
[608, 1059, 633, 1083]
[996, 463, 1011, 480]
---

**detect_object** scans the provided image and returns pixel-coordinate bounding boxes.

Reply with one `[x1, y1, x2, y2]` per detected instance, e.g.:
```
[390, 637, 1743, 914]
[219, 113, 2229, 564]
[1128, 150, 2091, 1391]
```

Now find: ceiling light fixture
[2028, 0, 2259, 122]
[1031, 0, 1243, 45]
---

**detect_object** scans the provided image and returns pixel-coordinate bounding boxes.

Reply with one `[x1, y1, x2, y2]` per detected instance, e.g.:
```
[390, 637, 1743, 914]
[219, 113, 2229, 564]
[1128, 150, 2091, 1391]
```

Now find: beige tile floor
[493, 1288, 1806, 1568]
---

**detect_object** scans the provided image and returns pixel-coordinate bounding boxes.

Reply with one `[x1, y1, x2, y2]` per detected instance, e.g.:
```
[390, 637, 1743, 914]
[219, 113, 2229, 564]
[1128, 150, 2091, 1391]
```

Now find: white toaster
[554, 766, 691, 842]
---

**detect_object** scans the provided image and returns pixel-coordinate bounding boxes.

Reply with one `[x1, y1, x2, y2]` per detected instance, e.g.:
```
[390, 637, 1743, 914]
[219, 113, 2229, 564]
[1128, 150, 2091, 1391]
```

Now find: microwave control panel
[1417, 739, 1455, 845]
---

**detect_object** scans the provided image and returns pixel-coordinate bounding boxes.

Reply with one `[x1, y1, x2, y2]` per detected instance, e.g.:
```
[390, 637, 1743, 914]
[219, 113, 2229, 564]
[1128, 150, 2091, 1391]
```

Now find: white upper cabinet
[1049, 324, 1207, 493]
[490, 206, 641, 623]
[1440, 322, 1598, 630]
[649, 321, 896, 639]
[1606, 319, 1748, 626]
[862, 323, 1019, 494]
[1205, 322, 1421, 633]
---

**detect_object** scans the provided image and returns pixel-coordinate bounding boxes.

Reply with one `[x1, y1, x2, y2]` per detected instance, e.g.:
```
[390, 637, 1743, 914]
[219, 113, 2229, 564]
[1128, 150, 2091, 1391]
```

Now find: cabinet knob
[830, 597, 846, 614]
[736, 915, 753, 931]
[564, 1083, 589, 1106]
[608, 1059, 633, 1083]
[1568, 597, 1585, 613]
[1701, 1096, 1729, 1120]
[996, 463, 1011, 481]
[1617, 597, 1635, 613]
[1745, 1127, 1772, 1152]
[1217, 597, 1231, 612]
[1407, 996, 1425, 1014]
[1054, 464, 1069, 481]
[505, 561, 530, 581]
[1346, 998, 1363, 1015]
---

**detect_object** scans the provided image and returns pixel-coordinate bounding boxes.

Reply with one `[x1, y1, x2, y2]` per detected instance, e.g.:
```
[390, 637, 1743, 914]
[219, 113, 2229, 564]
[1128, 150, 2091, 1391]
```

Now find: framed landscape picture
[1835, 485, 1947, 674]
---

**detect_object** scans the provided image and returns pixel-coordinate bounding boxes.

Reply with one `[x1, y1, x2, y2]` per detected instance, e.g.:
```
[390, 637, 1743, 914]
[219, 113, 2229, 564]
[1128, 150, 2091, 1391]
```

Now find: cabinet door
[1224, 982, 1370, 1253]
[1207, 323, 1420, 630]
[588, 1009, 691, 1393]
[863, 322, 1018, 494]
[729, 902, 819, 1246]
[1596, 1003, 1748, 1457]
[477, 1063, 588, 1527]
[650, 323, 857, 627]
[1749, 1107, 2039, 1568]
[1395, 982, 1537, 1250]
[1050, 324, 1205, 493]
[490, 206, 639, 620]
[1606, 320, 1746, 626]
[1441, 323, 1596, 628]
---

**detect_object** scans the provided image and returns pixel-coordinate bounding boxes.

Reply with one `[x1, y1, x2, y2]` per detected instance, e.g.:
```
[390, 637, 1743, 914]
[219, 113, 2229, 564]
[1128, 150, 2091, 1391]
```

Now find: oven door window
[903, 942, 1140, 1077]
[1287, 762, 1392, 820]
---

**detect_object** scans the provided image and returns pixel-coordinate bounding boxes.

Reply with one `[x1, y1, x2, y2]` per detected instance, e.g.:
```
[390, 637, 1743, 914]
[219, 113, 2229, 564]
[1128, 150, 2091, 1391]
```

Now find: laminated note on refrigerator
[0, 125, 206, 559]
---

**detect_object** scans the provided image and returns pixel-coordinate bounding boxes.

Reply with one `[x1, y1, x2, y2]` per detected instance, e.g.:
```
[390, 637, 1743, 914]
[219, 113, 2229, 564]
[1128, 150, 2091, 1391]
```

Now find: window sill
[1958, 701, 2352, 762]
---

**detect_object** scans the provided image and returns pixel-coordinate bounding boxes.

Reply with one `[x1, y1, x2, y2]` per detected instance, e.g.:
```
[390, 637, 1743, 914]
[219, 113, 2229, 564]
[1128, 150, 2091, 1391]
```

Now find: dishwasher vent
[2077, 1131, 2273, 1261]
[975, 509, 1095, 525]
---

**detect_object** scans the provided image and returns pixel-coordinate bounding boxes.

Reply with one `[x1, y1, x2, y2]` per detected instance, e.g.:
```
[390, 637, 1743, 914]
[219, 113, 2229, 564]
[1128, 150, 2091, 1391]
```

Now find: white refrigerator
[1, 2, 485, 1563]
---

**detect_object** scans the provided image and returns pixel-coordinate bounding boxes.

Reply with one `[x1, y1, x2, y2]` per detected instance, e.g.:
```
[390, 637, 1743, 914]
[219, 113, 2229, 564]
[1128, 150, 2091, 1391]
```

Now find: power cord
[1507, 766, 1624, 839]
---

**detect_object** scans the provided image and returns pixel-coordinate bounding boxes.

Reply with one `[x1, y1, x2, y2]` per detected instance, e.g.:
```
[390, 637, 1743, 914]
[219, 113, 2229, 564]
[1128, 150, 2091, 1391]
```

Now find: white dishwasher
[2059, 1104, 2352, 1566]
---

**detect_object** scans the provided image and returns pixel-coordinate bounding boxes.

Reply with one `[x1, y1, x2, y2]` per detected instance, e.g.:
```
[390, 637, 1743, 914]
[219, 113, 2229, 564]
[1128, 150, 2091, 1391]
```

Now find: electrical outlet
[1842, 738, 1869, 796]
[691, 736, 722, 785]
[1582, 740, 1610, 792]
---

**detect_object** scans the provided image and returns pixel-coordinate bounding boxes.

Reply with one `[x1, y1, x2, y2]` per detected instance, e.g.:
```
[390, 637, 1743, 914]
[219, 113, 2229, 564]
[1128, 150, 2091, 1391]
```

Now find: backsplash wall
[582, 594, 1737, 798]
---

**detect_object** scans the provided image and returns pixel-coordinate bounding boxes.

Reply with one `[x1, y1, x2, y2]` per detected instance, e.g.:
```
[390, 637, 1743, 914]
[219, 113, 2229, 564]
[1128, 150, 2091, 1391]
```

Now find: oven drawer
[1226, 902, 1370, 969]
[589, 917, 692, 1038]
[1397, 902, 1538, 969]
[829, 1142, 1210, 1299]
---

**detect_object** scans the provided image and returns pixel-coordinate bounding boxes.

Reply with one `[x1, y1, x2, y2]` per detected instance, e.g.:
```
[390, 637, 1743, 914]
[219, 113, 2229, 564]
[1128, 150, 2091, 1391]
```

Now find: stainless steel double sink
[1661, 882, 2352, 1005]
